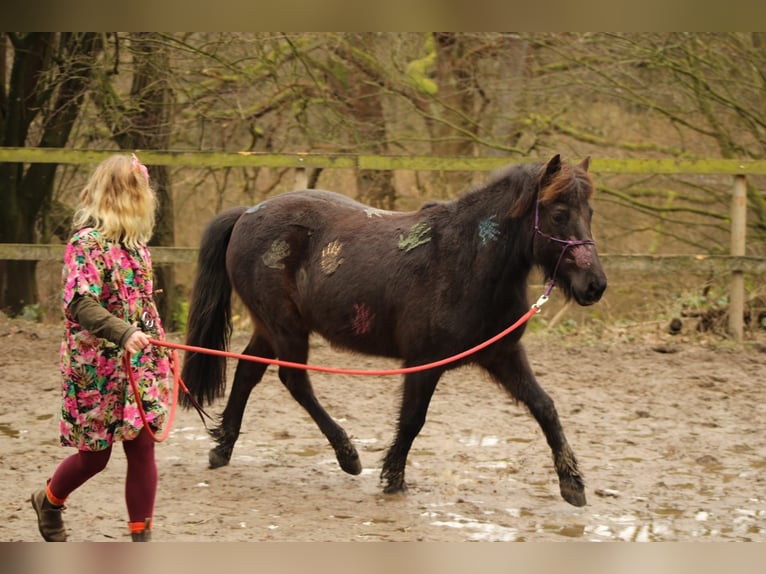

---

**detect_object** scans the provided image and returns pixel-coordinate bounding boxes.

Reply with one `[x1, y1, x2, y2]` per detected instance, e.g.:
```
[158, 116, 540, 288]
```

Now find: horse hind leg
[208, 335, 274, 469]
[483, 348, 586, 507]
[277, 360, 362, 476]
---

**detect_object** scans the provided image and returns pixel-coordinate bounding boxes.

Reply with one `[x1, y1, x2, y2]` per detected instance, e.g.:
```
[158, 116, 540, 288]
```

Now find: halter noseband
[533, 195, 596, 298]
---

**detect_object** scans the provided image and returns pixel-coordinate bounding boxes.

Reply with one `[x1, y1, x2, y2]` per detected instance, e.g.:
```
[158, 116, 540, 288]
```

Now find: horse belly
[301, 281, 400, 358]
[295, 249, 404, 358]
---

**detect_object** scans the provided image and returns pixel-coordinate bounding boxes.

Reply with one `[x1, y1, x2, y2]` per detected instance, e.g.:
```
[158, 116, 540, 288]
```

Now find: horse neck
[450, 180, 537, 291]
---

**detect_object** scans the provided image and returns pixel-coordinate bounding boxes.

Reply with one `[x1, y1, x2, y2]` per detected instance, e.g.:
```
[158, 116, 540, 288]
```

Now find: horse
[180, 154, 607, 507]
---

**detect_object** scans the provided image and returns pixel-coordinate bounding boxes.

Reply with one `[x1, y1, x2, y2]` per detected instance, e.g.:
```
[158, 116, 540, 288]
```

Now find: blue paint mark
[478, 215, 500, 245]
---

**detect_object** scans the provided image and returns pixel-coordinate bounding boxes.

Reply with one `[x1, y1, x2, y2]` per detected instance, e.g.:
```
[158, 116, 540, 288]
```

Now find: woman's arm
[68, 294, 139, 348]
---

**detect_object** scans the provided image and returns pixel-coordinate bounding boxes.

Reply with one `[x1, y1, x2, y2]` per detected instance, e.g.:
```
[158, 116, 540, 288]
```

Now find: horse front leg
[482, 345, 586, 507]
[209, 335, 273, 469]
[381, 370, 441, 494]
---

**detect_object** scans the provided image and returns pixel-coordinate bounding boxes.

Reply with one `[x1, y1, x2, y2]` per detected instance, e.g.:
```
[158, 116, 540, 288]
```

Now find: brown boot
[31, 489, 67, 542]
[130, 518, 152, 542]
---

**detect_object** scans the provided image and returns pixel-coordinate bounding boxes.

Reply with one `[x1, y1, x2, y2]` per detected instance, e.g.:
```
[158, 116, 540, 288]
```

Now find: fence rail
[3, 147, 766, 174]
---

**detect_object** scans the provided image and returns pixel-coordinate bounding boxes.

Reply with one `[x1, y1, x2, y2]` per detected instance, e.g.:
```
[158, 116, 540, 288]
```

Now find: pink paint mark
[351, 303, 374, 336]
[570, 244, 594, 269]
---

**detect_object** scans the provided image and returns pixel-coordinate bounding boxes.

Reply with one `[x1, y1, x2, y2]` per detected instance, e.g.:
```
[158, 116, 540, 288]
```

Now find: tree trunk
[428, 33, 479, 198]
[329, 33, 396, 209]
[0, 33, 101, 315]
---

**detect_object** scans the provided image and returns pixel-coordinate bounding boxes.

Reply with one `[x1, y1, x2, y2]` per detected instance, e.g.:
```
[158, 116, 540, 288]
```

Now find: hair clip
[131, 153, 150, 182]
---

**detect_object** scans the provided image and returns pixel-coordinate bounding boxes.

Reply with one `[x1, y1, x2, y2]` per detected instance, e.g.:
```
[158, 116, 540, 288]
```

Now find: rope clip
[532, 293, 549, 309]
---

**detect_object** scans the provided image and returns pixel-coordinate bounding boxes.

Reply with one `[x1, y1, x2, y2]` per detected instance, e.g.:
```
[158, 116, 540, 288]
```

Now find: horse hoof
[381, 474, 408, 494]
[336, 446, 362, 475]
[560, 484, 587, 507]
[383, 482, 407, 495]
[208, 448, 231, 469]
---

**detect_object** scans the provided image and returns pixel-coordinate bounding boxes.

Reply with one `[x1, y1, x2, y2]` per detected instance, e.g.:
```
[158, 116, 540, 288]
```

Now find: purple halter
[533, 197, 596, 299]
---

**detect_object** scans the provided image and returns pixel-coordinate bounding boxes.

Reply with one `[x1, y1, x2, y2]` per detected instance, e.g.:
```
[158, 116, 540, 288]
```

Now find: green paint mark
[398, 222, 432, 252]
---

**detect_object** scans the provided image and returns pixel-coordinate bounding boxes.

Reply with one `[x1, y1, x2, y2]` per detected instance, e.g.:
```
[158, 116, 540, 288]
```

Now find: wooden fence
[2, 147, 765, 340]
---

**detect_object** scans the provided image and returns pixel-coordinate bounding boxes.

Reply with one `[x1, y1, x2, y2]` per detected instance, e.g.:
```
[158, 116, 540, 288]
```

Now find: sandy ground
[1, 311, 765, 543]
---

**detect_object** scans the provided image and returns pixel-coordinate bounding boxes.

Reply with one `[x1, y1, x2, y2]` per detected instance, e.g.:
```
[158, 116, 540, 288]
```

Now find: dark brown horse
[181, 154, 606, 507]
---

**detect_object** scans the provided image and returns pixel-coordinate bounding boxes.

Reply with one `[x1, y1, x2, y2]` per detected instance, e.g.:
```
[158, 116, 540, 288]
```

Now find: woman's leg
[32, 446, 112, 542]
[48, 446, 113, 501]
[123, 429, 157, 540]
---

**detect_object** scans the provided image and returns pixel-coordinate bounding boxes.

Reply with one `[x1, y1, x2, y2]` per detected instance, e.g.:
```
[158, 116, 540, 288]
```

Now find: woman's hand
[124, 330, 150, 354]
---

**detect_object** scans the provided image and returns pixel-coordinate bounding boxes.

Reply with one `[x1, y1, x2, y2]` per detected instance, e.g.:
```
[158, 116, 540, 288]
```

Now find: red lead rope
[122, 296, 547, 443]
[149, 305, 541, 377]
[122, 349, 212, 443]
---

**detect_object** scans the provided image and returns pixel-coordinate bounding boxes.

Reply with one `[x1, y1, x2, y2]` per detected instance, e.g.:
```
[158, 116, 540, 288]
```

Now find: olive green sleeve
[68, 295, 139, 348]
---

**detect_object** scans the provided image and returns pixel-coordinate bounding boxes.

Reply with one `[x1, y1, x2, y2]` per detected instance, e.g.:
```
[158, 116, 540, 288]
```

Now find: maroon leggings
[48, 430, 157, 523]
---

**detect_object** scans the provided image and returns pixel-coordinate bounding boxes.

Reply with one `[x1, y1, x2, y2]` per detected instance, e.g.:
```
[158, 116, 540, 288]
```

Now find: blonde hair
[72, 154, 156, 249]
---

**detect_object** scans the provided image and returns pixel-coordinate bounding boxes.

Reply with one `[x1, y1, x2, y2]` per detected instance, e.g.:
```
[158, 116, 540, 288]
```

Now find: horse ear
[540, 154, 562, 187]
[578, 156, 591, 172]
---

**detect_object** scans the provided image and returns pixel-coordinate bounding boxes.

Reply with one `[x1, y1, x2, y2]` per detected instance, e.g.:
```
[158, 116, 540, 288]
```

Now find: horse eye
[552, 210, 568, 225]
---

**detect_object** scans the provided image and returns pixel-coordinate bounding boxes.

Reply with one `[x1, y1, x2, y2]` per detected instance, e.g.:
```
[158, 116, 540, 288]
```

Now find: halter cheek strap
[533, 198, 596, 296]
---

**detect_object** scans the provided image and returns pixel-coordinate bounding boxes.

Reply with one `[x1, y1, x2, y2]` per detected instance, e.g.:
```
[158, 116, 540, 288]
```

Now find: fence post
[729, 174, 747, 341]
[294, 167, 308, 190]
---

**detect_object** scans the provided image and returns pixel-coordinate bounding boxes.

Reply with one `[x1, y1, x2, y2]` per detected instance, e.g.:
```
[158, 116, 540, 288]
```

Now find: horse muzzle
[548, 242, 607, 306]
[569, 264, 607, 306]
[574, 275, 607, 306]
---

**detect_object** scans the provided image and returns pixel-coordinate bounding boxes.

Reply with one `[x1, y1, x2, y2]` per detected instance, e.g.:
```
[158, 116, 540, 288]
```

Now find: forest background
[1, 32, 765, 336]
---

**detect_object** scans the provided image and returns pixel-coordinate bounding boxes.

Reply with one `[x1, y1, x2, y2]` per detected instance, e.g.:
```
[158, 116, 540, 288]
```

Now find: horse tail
[181, 206, 248, 407]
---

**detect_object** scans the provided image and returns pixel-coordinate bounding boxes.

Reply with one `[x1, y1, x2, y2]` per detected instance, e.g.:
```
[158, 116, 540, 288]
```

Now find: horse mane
[460, 159, 593, 220]
[455, 161, 541, 220]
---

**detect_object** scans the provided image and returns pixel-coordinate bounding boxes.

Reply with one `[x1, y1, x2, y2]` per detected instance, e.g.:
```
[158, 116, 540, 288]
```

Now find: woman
[31, 154, 170, 542]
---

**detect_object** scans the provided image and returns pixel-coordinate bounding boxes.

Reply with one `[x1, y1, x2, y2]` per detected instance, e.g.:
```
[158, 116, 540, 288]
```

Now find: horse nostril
[590, 278, 607, 301]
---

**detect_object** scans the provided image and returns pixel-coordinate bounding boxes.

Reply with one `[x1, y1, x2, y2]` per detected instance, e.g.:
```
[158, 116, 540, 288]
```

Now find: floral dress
[59, 228, 171, 451]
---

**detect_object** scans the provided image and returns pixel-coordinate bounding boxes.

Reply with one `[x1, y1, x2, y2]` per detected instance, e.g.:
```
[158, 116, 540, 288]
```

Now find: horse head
[532, 155, 607, 306]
